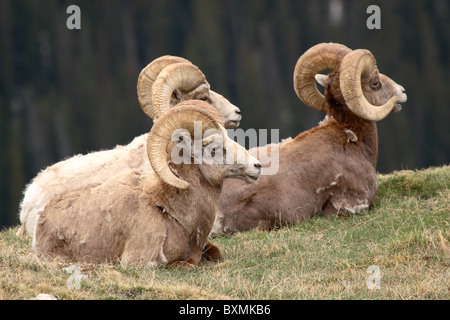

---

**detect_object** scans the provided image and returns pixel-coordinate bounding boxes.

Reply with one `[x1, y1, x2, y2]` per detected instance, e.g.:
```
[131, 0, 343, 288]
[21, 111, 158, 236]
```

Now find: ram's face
[361, 67, 407, 112]
[169, 83, 211, 108]
[208, 91, 242, 129]
[200, 131, 261, 185]
[168, 84, 241, 129]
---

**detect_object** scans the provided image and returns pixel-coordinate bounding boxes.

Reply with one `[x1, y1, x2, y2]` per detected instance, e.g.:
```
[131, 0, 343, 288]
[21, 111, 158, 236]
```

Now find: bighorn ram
[33, 101, 262, 267]
[18, 56, 242, 236]
[213, 43, 407, 233]
[138, 56, 242, 129]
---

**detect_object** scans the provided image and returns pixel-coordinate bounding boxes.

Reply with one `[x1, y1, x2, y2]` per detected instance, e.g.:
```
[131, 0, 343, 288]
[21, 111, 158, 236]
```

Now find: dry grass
[1, 165, 449, 300]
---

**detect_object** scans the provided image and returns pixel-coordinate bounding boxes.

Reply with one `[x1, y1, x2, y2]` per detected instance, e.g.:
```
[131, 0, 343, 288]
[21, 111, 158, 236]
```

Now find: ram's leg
[321, 197, 340, 217]
[201, 241, 221, 261]
[322, 193, 371, 218]
[121, 231, 168, 268]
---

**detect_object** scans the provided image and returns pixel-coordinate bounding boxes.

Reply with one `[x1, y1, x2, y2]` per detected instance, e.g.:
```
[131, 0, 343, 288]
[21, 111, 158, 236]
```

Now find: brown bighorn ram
[18, 56, 242, 236]
[33, 101, 261, 267]
[213, 43, 407, 233]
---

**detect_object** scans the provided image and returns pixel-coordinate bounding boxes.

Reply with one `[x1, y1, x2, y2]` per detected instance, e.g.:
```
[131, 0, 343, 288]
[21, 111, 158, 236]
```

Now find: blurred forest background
[0, 0, 449, 228]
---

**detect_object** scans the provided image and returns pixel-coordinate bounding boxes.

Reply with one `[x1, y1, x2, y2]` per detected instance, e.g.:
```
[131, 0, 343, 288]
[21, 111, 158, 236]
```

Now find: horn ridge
[151, 63, 207, 120]
[147, 102, 224, 189]
[137, 56, 190, 119]
[293, 42, 352, 112]
[339, 49, 397, 121]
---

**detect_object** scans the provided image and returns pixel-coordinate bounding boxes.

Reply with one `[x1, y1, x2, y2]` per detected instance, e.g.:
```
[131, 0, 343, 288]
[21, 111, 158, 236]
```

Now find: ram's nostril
[235, 110, 241, 115]
[254, 163, 262, 169]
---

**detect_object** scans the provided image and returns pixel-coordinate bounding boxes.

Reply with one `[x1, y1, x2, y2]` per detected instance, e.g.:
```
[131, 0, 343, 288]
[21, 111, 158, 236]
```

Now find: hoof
[169, 258, 198, 269]
[201, 241, 221, 261]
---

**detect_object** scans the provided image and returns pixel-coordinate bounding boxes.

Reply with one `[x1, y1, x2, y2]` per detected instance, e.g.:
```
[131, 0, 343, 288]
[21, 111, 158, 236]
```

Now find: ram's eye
[199, 96, 209, 102]
[210, 147, 224, 157]
[370, 81, 381, 89]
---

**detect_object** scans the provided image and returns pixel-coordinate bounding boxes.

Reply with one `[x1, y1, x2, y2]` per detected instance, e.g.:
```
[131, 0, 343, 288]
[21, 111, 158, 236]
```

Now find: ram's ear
[202, 135, 216, 146]
[171, 88, 184, 104]
[315, 74, 329, 88]
[202, 129, 223, 146]
[172, 129, 192, 148]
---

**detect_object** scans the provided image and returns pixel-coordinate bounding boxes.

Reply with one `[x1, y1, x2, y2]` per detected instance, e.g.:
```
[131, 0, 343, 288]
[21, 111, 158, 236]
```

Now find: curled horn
[147, 101, 224, 189]
[293, 42, 351, 112]
[151, 62, 208, 120]
[339, 49, 398, 121]
[137, 56, 190, 119]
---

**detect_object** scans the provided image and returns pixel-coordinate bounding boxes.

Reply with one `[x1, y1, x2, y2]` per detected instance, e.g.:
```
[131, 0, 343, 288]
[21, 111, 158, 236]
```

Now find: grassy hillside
[1, 165, 449, 300]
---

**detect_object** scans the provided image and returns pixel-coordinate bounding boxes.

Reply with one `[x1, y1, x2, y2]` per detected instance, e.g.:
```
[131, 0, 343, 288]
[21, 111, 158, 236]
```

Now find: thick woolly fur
[213, 69, 406, 234]
[18, 134, 151, 236]
[18, 89, 239, 237]
[33, 166, 216, 266]
[33, 132, 261, 267]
